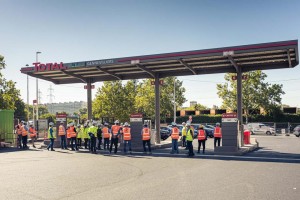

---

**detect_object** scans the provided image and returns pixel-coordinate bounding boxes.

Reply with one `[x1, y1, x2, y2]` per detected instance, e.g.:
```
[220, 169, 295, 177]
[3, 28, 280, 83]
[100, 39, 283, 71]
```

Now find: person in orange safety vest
[58, 122, 67, 149]
[170, 122, 179, 154]
[110, 120, 121, 154]
[141, 123, 152, 154]
[197, 125, 207, 154]
[122, 122, 132, 154]
[214, 122, 222, 147]
[22, 122, 29, 149]
[29, 123, 37, 148]
[16, 121, 24, 149]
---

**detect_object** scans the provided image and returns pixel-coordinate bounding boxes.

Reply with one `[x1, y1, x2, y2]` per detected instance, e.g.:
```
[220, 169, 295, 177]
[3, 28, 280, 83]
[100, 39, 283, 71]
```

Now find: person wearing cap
[58, 122, 67, 149]
[214, 123, 222, 147]
[110, 120, 121, 154]
[97, 124, 103, 150]
[102, 122, 110, 150]
[66, 124, 71, 148]
[181, 122, 187, 148]
[197, 125, 207, 154]
[29, 123, 37, 148]
[22, 122, 29, 149]
[88, 121, 98, 154]
[141, 123, 152, 154]
[170, 122, 179, 154]
[186, 122, 195, 157]
[82, 123, 90, 149]
[16, 121, 24, 149]
[69, 123, 78, 151]
[77, 124, 83, 149]
[47, 122, 56, 151]
[122, 122, 132, 154]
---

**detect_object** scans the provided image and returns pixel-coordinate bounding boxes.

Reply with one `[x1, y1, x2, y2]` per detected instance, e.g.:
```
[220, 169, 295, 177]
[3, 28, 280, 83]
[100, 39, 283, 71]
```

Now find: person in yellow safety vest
[83, 122, 90, 150]
[16, 121, 24, 149]
[110, 120, 121, 154]
[181, 122, 187, 148]
[197, 125, 207, 154]
[170, 122, 179, 154]
[22, 122, 29, 149]
[69, 123, 78, 151]
[88, 121, 98, 154]
[214, 122, 222, 148]
[141, 123, 152, 154]
[102, 122, 110, 150]
[29, 123, 37, 148]
[186, 122, 195, 157]
[122, 122, 132, 154]
[58, 122, 67, 149]
[77, 124, 82, 149]
[47, 122, 56, 151]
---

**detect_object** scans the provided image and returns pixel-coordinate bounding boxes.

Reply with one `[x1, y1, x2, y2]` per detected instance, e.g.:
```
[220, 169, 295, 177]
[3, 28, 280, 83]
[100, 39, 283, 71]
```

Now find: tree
[194, 103, 208, 111]
[217, 71, 285, 122]
[135, 77, 186, 121]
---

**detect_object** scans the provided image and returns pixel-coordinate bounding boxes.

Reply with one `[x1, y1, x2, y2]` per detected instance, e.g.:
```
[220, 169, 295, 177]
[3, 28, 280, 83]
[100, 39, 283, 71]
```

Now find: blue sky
[1, 0, 300, 107]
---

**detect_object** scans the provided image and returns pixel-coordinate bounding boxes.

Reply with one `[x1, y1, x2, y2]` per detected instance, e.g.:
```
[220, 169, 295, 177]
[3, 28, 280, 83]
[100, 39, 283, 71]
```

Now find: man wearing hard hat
[110, 120, 121, 154]
[47, 122, 56, 151]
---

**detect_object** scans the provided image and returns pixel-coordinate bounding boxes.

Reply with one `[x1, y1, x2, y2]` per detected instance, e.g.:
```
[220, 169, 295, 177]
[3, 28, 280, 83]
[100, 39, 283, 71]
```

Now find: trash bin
[243, 129, 251, 145]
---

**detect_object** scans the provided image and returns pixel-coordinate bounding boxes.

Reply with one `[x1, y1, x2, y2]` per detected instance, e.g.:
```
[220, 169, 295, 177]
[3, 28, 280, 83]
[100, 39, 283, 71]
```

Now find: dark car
[293, 125, 300, 137]
[205, 125, 216, 130]
[160, 126, 172, 140]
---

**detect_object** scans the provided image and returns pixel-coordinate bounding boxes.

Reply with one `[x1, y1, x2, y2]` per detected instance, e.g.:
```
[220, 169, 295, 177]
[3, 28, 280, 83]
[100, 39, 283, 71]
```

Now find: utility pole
[36, 51, 41, 124]
[38, 89, 42, 104]
[47, 85, 55, 114]
[26, 64, 29, 121]
[173, 77, 176, 123]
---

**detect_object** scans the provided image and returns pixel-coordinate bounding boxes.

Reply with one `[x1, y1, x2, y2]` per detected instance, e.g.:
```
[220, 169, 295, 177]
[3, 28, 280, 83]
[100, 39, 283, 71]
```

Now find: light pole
[36, 51, 41, 127]
[173, 77, 176, 123]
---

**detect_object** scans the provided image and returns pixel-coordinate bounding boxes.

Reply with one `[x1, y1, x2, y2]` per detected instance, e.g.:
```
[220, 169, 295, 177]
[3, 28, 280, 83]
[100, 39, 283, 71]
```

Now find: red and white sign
[130, 113, 143, 118]
[84, 85, 95, 89]
[33, 100, 37, 104]
[56, 113, 67, 118]
[33, 62, 67, 72]
[222, 113, 237, 118]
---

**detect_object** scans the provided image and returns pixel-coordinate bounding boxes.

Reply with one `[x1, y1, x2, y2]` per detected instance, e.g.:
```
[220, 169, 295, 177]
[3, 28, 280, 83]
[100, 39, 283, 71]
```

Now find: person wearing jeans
[122, 122, 132, 154]
[170, 122, 179, 154]
[47, 122, 55, 151]
[186, 123, 194, 157]
[142, 124, 152, 154]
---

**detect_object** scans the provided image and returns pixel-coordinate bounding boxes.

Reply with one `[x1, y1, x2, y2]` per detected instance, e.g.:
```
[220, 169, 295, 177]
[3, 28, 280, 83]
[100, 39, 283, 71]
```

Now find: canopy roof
[21, 40, 299, 84]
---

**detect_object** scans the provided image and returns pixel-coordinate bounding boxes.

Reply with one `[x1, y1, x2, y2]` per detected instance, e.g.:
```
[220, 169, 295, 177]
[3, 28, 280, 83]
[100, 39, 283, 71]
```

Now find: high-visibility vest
[214, 127, 222, 138]
[171, 127, 179, 140]
[111, 125, 120, 136]
[123, 127, 131, 141]
[58, 125, 65, 136]
[142, 128, 150, 141]
[17, 125, 23, 135]
[186, 129, 193, 141]
[102, 127, 110, 138]
[22, 126, 28, 136]
[88, 126, 98, 138]
[67, 128, 71, 139]
[48, 127, 56, 139]
[29, 127, 37, 138]
[82, 127, 90, 139]
[182, 127, 187, 136]
[69, 126, 76, 138]
[198, 129, 206, 140]
[77, 127, 83, 138]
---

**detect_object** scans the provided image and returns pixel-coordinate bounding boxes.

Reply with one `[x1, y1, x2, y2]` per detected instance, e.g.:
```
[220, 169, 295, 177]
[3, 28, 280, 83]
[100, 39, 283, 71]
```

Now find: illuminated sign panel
[33, 62, 67, 72]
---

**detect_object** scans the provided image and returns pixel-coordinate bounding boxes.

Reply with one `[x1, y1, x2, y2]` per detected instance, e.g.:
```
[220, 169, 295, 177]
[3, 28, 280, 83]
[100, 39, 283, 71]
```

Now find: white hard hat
[92, 121, 97, 125]
[77, 124, 81, 127]
[186, 122, 191, 127]
[49, 122, 54, 126]
[114, 120, 119, 124]
[216, 122, 220, 126]
[171, 122, 177, 126]
[104, 122, 109, 126]
[182, 122, 186, 125]
[124, 122, 129, 126]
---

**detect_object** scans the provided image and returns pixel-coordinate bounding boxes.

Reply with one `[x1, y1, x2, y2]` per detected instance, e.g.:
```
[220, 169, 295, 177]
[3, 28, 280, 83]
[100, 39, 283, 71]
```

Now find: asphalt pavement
[0, 134, 299, 200]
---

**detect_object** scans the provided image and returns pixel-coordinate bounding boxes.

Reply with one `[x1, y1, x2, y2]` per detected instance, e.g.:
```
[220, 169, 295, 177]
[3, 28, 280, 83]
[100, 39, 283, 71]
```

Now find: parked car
[245, 123, 275, 135]
[293, 125, 300, 137]
[205, 125, 215, 130]
[160, 126, 172, 140]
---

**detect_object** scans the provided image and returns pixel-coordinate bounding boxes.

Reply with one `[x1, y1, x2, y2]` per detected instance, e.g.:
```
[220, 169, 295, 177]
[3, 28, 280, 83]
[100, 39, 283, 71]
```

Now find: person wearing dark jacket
[97, 124, 103, 150]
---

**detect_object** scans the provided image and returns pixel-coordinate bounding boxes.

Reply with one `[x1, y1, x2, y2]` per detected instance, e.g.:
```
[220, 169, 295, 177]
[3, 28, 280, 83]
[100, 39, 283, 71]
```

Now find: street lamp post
[26, 64, 29, 121]
[36, 51, 41, 128]
[173, 78, 176, 123]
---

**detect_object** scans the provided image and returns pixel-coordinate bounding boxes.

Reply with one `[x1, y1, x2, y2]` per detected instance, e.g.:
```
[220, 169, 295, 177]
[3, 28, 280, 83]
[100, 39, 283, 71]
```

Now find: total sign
[33, 62, 67, 72]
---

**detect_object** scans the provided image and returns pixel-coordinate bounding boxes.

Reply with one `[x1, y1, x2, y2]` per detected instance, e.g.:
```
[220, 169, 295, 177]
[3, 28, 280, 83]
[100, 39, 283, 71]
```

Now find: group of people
[15, 121, 37, 149]
[16, 119, 222, 157]
[47, 120, 152, 154]
[170, 122, 222, 157]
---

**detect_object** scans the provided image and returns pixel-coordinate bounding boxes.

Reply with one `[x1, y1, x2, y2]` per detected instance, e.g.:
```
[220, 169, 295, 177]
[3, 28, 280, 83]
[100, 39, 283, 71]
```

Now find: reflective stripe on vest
[67, 128, 71, 138]
[29, 127, 37, 138]
[171, 127, 179, 140]
[69, 126, 76, 137]
[102, 127, 110, 138]
[123, 127, 131, 141]
[112, 125, 120, 136]
[59, 125, 65, 136]
[214, 127, 222, 138]
[22, 126, 28, 136]
[142, 128, 150, 140]
[198, 129, 206, 140]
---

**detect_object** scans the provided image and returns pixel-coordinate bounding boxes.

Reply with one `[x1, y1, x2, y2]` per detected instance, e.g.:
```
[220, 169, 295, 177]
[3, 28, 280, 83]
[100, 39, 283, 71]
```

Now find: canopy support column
[236, 66, 244, 147]
[87, 79, 92, 120]
[155, 74, 161, 144]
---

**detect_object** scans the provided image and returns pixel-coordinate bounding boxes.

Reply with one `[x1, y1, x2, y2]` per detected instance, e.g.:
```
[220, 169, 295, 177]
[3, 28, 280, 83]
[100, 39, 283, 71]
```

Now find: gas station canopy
[21, 40, 298, 84]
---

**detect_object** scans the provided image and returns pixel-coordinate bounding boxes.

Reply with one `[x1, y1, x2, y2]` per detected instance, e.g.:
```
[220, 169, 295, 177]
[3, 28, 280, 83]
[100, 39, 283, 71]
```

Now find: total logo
[33, 62, 67, 72]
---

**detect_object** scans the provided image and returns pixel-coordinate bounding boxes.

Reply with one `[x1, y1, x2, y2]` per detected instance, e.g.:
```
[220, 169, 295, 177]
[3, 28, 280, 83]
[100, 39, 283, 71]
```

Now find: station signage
[222, 113, 237, 122]
[86, 59, 115, 66]
[33, 62, 67, 72]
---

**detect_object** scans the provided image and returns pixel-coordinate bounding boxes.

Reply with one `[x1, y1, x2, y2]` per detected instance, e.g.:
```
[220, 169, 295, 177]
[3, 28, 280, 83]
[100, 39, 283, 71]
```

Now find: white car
[245, 123, 275, 135]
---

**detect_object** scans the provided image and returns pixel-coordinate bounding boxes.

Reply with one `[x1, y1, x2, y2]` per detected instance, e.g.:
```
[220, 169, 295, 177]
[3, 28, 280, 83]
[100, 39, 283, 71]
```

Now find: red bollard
[243, 130, 251, 144]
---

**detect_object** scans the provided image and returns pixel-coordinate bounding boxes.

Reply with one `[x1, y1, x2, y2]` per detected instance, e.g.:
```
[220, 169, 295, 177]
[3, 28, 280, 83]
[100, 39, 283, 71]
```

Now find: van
[245, 123, 275, 135]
